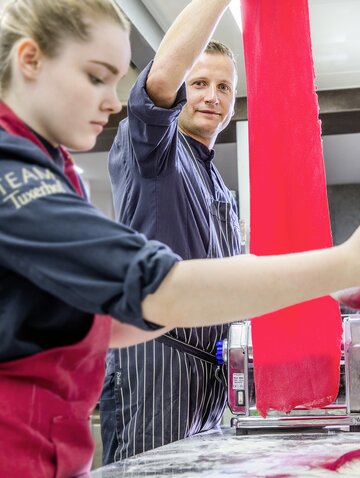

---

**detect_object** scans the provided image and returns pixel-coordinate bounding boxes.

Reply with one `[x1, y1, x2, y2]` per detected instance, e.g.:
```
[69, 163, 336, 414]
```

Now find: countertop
[90, 426, 360, 477]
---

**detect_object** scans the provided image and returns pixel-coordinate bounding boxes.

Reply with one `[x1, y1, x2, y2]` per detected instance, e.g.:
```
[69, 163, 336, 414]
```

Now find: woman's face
[22, 18, 131, 151]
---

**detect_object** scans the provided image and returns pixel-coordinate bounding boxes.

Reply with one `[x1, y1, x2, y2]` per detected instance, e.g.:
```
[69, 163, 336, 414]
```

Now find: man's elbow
[146, 71, 177, 108]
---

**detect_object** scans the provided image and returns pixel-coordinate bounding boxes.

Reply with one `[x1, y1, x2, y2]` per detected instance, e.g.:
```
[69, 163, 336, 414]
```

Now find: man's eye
[219, 84, 231, 92]
[194, 81, 206, 87]
[89, 74, 104, 85]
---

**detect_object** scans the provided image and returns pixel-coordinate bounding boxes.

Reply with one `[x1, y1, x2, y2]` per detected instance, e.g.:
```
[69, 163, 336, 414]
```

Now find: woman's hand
[330, 225, 360, 309]
[332, 287, 360, 311]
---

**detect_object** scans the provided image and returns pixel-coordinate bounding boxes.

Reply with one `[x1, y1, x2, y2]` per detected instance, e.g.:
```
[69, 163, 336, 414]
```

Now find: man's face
[178, 52, 237, 148]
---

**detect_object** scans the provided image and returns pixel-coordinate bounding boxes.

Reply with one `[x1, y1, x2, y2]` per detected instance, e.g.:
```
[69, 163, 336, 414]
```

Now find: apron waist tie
[155, 334, 218, 365]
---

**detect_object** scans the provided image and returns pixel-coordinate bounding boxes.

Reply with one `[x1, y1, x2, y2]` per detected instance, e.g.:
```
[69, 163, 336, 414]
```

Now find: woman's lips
[91, 121, 107, 133]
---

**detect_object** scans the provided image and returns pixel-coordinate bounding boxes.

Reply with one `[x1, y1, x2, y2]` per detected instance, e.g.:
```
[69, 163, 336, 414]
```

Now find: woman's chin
[66, 137, 96, 153]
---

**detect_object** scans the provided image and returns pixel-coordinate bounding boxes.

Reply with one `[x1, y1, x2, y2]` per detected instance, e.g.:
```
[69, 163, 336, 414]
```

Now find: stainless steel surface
[227, 322, 251, 415]
[344, 315, 360, 413]
[91, 409, 103, 470]
[225, 315, 360, 432]
[91, 426, 360, 477]
[232, 415, 360, 434]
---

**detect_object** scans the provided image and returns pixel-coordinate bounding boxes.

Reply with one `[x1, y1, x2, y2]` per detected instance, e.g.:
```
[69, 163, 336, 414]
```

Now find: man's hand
[146, 0, 233, 108]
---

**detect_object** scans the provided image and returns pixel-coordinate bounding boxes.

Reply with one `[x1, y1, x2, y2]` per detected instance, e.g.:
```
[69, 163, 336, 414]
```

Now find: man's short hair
[205, 40, 237, 68]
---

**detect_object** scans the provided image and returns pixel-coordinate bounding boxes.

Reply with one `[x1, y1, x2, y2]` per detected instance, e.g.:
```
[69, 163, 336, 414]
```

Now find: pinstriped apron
[100, 132, 241, 462]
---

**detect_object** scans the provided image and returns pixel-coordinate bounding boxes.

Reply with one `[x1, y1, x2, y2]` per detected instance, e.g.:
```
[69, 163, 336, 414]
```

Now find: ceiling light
[229, 0, 242, 32]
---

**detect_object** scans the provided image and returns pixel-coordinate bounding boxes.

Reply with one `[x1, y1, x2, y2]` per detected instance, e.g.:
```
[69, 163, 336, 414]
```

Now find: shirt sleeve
[113, 61, 187, 178]
[0, 156, 180, 331]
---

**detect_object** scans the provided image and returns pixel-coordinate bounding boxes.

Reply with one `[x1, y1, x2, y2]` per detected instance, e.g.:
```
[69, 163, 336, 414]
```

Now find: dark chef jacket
[109, 62, 240, 260]
[0, 128, 179, 362]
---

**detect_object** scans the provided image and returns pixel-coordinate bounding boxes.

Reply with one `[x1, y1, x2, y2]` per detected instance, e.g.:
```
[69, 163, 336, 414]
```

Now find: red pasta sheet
[241, 0, 342, 416]
[321, 449, 360, 471]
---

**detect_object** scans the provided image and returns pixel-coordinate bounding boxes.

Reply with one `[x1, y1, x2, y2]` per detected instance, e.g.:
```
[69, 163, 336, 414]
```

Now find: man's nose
[204, 85, 219, 104]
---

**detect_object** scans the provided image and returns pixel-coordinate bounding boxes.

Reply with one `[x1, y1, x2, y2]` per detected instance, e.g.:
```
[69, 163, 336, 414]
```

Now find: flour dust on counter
[90, 427, 360, 477]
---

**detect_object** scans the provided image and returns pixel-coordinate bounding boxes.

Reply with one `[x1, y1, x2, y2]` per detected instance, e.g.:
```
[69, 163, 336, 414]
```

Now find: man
[100, 0, 241, 462]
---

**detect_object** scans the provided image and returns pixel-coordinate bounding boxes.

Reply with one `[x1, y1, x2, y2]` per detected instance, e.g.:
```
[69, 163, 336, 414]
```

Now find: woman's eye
[89, 74, 104, 85]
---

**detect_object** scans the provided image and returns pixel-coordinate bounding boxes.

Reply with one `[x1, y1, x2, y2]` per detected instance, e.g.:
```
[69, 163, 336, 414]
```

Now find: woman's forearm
[143, 241, 358, 328]
[110, 320, 171, 348]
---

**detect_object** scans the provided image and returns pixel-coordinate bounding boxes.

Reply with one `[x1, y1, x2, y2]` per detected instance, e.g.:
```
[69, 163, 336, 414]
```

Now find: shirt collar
[182, 133, 215, 163]
[31, 129, 64, 169]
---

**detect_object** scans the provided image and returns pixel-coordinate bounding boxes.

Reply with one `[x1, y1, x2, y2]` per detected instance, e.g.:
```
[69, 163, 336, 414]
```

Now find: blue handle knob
[216, 340, 224, 365]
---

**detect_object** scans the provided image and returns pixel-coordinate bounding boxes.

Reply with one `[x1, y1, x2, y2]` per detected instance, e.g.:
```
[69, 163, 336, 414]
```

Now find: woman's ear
[16, 38, 43, 81]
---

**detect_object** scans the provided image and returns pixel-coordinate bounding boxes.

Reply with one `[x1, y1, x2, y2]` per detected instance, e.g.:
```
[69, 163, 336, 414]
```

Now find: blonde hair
[205, 40, 237, 68]
[0, 0, 130, 96]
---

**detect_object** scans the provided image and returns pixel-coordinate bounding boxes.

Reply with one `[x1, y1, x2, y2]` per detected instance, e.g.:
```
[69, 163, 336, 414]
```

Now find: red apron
[0, 315, 112, 478]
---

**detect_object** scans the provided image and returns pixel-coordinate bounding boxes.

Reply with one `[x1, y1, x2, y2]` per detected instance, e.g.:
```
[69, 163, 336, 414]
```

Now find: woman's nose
[103, 89, 123, 114]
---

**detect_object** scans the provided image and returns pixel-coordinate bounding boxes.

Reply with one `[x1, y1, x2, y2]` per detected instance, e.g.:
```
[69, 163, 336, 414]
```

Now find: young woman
[0, 0, 360, 476]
